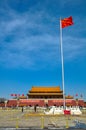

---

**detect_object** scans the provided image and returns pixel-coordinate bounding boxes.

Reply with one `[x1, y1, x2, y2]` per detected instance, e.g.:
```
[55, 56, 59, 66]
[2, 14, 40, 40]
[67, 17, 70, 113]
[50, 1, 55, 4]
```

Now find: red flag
[11, 94, 13, 96]
[22, 94, 24, 96]
[76, 94, 78, 96]
[61, 16, 73, 28]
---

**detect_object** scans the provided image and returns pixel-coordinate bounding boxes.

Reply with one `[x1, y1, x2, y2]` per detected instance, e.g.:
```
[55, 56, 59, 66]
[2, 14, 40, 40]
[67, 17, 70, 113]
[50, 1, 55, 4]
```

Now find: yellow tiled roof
[30, 86, 62, 92]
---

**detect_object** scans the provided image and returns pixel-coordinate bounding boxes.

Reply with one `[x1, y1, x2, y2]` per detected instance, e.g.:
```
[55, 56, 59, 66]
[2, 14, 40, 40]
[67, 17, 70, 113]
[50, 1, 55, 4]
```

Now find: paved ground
[0, 128, 86, 130]
[0, 107, 86, 129]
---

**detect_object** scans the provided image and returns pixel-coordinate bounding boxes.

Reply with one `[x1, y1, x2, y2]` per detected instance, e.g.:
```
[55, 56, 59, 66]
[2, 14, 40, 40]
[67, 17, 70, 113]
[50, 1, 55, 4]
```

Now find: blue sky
[0, 0, 86, 100]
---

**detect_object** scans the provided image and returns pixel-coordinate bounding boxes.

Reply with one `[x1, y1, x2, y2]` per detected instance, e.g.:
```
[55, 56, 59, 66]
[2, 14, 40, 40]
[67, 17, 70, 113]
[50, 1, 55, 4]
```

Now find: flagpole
[60, 18, 65, 109]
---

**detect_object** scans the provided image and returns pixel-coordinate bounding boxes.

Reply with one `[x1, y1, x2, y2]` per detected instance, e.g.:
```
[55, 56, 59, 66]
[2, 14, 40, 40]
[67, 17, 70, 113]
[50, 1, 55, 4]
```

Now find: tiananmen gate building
[0, 86, 85, 107]
[27, 86, 63, 99]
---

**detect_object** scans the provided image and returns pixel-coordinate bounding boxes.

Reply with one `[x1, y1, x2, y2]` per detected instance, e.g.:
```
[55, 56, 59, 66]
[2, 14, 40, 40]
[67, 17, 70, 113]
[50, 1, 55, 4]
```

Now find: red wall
[0, 99, 85, 107]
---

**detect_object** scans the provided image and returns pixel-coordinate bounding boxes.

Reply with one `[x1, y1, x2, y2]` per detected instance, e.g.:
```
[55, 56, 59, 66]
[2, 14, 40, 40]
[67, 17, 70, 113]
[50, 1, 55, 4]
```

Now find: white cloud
[62, 36, 86, 60]
[0, 1, 86, 69]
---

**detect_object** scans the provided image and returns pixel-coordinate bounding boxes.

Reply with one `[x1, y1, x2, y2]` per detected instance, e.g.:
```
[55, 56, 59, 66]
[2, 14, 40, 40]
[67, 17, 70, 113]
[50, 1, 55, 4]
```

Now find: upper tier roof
[29, 86, 62, 92]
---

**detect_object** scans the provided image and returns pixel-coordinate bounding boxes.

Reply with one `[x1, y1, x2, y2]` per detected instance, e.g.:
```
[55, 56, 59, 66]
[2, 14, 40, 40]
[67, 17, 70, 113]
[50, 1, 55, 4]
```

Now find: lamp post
[17, 96, 20, 108]
[4, 100, 8, 108]
[75, 94, 78, 107]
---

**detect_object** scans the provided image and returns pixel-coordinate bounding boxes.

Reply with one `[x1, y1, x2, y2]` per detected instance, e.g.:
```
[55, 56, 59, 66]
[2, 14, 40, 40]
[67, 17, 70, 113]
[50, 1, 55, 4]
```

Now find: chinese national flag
[61, 16, 73, 28]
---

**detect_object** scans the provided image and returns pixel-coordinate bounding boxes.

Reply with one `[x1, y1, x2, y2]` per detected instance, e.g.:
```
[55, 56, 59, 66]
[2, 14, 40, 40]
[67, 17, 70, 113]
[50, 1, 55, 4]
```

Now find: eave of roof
[28, 93, 63, 95]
